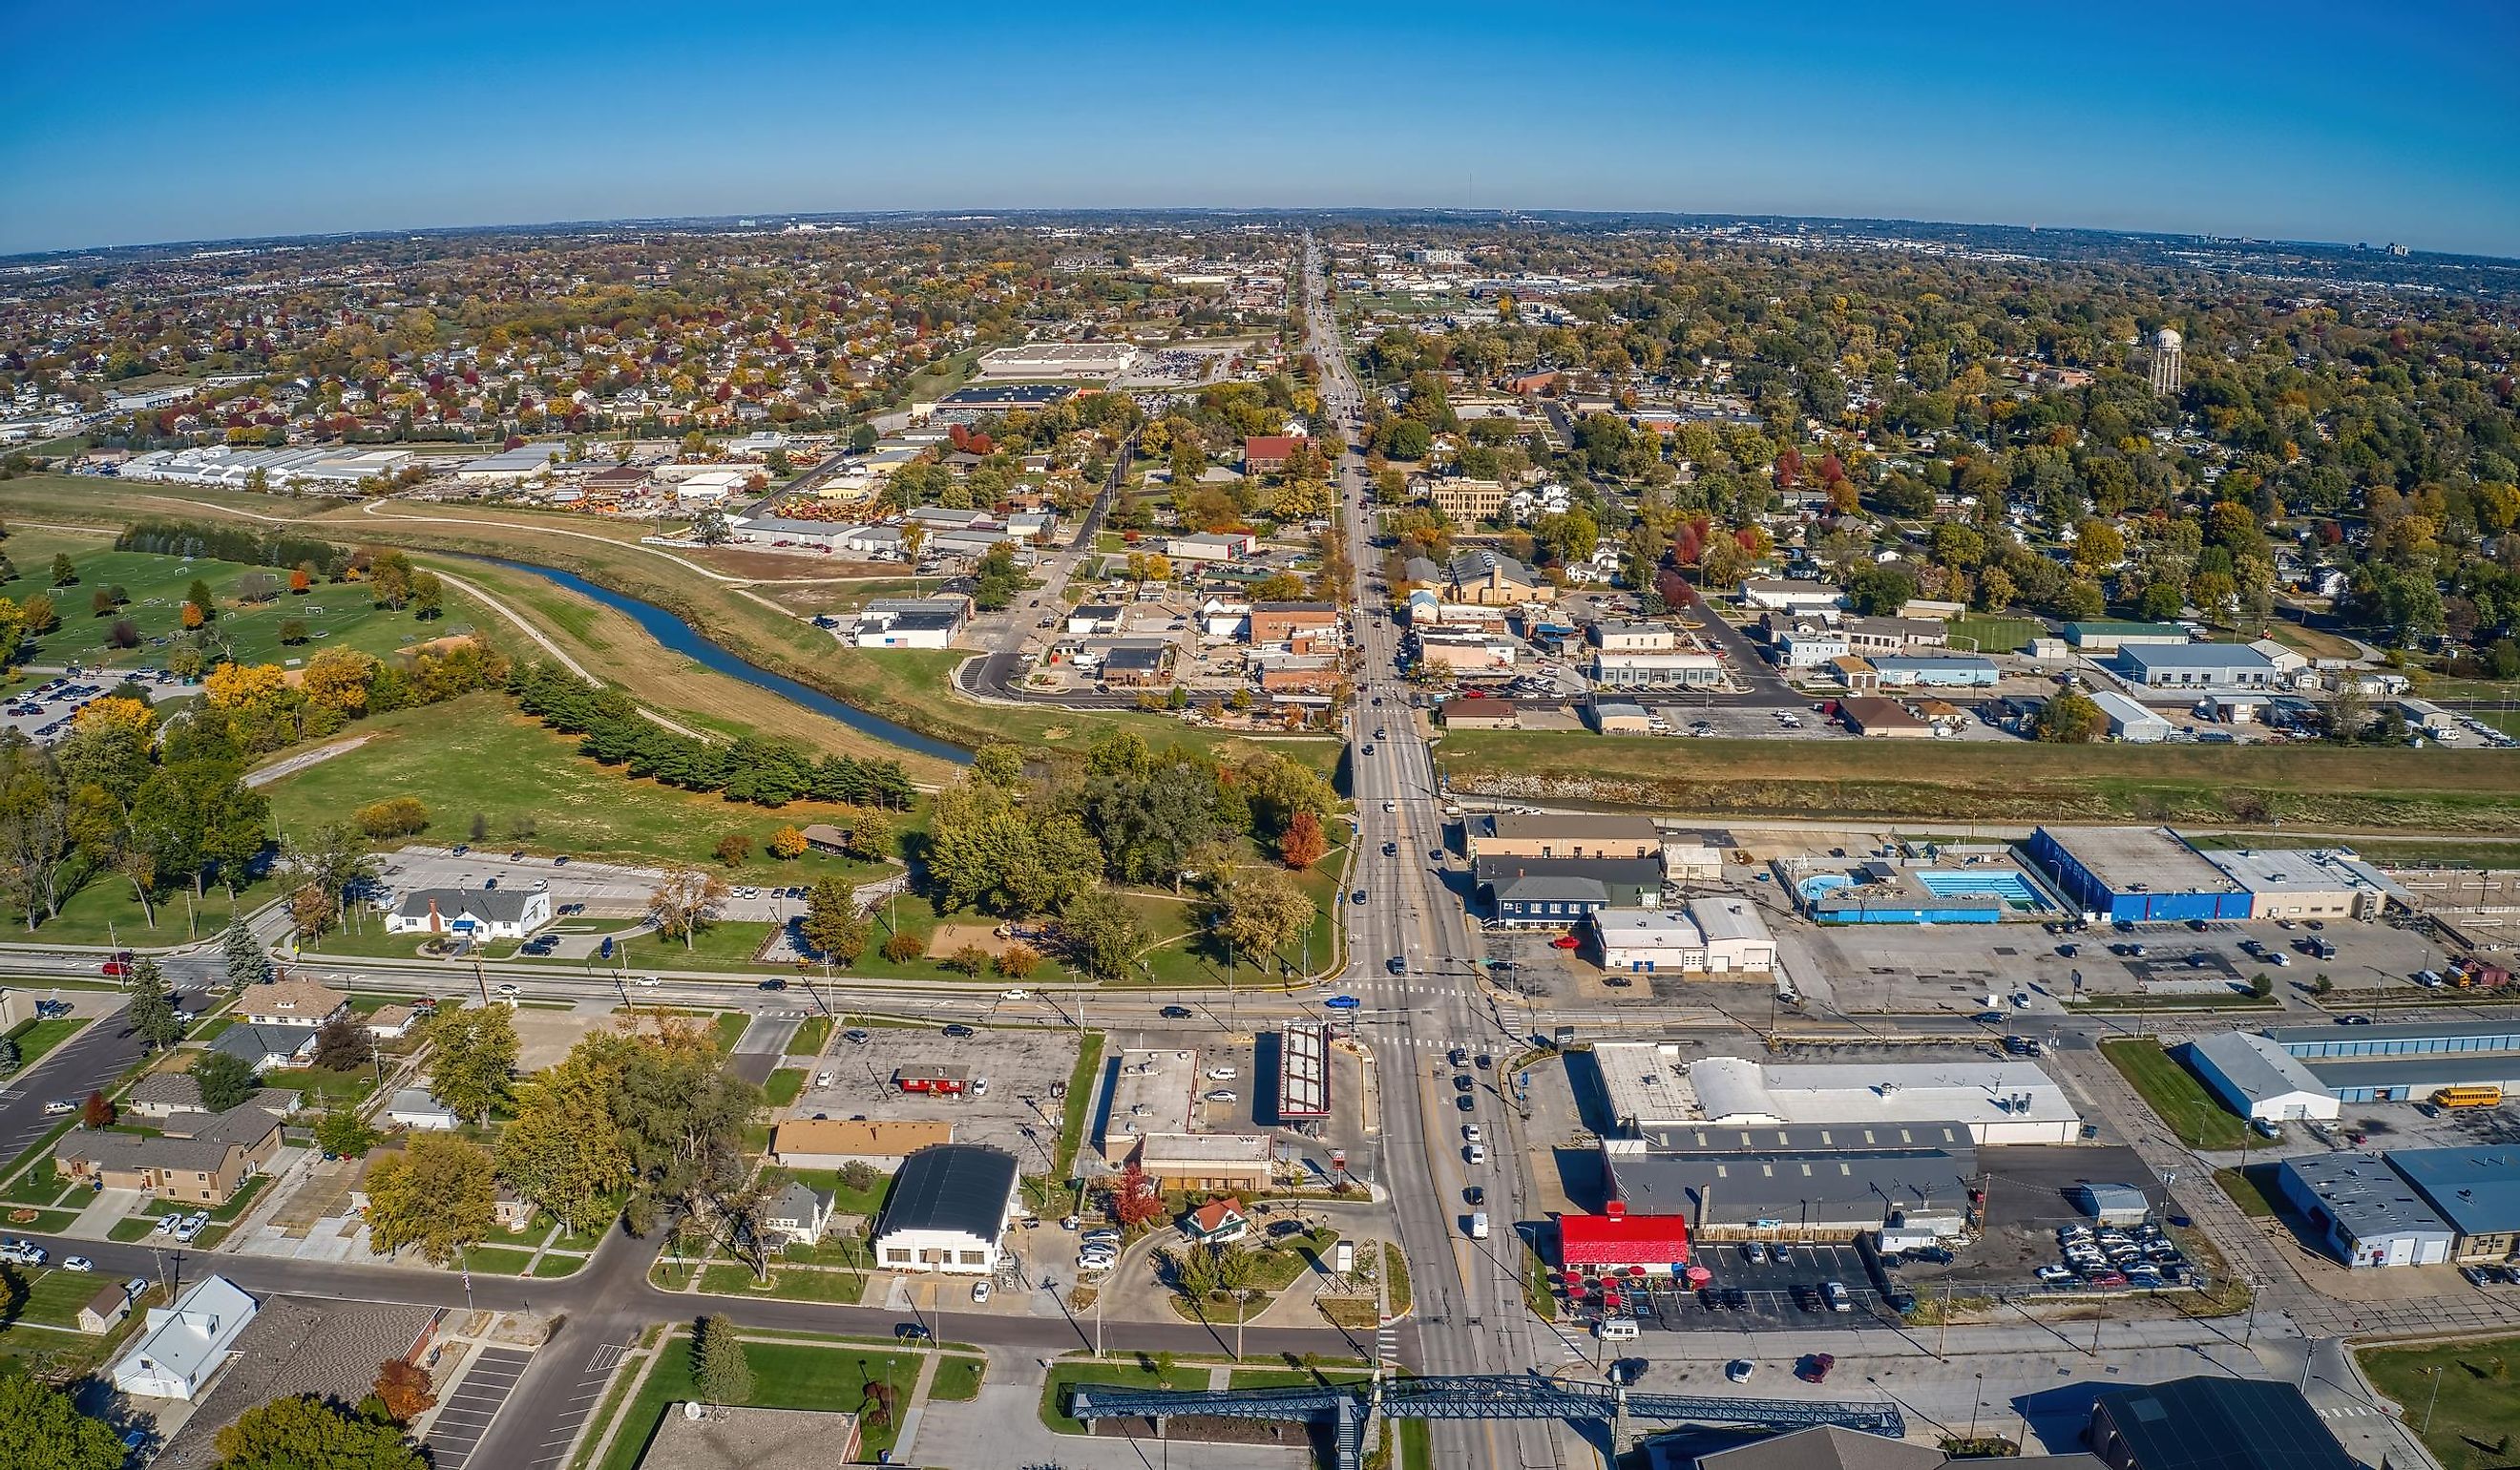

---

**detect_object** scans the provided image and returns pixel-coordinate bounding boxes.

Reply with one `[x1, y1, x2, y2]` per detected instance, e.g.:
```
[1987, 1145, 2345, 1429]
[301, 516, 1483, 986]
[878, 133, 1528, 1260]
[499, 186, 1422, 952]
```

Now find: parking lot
[789, 1024, 1079, 1175]
[1556, 1236, 1910, 1334]
[0, 670, 179, 746]
[424, 1347, 530, 1470]
[376, 847, 797, 926]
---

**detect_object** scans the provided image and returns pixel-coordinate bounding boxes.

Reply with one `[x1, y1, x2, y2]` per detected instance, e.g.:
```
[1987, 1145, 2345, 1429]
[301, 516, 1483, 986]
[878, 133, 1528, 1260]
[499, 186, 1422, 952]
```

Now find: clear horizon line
[5, 203, 2510, 269]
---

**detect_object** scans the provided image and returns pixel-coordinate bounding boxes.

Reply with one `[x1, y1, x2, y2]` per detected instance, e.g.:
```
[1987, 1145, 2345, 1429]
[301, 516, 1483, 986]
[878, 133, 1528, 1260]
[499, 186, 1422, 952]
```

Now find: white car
[1204, 1089, 1238, 1103]
[814, 1071, 834, 1087]
[172, 1218, 204, 1244]
[1462, 1124, 1481, 1143]
[1078, 1250, 1118, 1271]
[2037, 1266, 2078, 1284]
[151, 1215, 178, 1236]
[1726, 1359, 1754, 1383]
[1001, 989, 1028, 1000]
[971, 1280, 992, 1304]
[62, 1256, 93, 1272]
[1206, 1066, 1238, 1081]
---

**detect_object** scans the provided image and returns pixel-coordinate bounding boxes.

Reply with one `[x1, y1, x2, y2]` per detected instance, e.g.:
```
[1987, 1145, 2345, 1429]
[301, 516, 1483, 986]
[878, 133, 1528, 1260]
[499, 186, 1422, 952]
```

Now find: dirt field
[926, 922, 1021, 958]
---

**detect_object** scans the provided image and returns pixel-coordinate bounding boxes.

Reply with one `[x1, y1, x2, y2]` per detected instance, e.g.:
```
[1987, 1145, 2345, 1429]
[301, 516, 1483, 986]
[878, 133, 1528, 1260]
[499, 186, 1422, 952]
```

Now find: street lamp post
[1968, 1373, 1984, 1442]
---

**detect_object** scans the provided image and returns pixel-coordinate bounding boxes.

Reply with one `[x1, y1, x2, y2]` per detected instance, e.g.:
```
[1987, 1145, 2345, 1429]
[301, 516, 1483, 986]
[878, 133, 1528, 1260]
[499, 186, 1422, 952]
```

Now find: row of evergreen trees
[507, 662, 916, 809]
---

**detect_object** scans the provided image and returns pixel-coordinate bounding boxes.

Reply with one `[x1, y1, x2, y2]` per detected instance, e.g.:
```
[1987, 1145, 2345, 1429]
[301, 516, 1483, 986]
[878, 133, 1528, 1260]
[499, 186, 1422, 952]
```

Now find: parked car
[970, 1281, 992, 1304]
[1726, 1359, 1754, 1383]
[1796, 1354, 1837, 1383]
[942, 1024, 975, 1038]
[62, 1256, 93, 1272]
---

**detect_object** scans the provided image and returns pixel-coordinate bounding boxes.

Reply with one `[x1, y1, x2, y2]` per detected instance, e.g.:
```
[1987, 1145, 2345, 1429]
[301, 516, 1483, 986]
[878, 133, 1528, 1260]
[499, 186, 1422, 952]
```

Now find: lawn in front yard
[697, 1261, 866, 1303]
[2100, 1038, 2249, 1149]
[597, 1332, 923, 1470]
[2360, 1337, 2520, 1470]
[764, 1068, 806, 1106]
[930, 1354, 984, 1401]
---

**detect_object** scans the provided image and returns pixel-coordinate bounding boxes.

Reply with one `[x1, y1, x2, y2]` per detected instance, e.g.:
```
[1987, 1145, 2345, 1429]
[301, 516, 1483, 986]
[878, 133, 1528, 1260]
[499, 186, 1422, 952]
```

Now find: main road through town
[1304, 235, 1582, 1468]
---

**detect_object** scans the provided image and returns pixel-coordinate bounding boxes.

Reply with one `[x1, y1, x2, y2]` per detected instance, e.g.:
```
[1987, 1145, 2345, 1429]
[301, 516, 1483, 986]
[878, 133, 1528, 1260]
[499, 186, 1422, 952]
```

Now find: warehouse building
[2265, 1018, 2520, 1102]
[2199, 847, 2394, 922]
[1586, 1042, 2082, 1143]
[1601, 1124, 1979, 1239]
[2276, 1153, 2455, 1267]
[976, 342, 1139, 380]
[1867, 654, 1999, 687]
[2064, 620, 2191, 652]
[2086, 1377, 2357, 1470]
[2114, 641, 2280, 690]
[2025, 826, 2251, 924]
[2386, 1147, 2520, 1262]
[2184, 1032, 2341, 1123]
[2089, 689, 2174, 744]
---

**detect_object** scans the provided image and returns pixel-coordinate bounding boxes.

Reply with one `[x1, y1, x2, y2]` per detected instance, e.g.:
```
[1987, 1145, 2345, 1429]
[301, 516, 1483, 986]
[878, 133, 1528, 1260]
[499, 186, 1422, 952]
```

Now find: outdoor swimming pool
[1796, 873, 1855, 905]
[1915, 868, 2048, 906]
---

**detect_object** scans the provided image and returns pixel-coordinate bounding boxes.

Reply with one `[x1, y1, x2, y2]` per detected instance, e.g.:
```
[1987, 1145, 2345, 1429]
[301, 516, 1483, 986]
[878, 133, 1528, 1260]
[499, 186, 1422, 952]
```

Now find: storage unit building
[2185, 1032, 2340, 1123]
[2277, 1153, 2456, 1267]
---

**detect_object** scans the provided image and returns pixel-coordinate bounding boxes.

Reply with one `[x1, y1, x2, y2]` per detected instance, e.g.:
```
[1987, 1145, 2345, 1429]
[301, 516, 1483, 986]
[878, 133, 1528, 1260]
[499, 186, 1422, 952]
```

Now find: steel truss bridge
[1068, 1373, 1907, 1470]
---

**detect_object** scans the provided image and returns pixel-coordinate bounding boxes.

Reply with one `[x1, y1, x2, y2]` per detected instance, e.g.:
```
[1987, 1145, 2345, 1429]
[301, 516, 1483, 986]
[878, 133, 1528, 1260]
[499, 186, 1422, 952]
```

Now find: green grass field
[1943, 615, 2041, 654]
[2216, 1165, 2283, 1218]
[1436, 728, 2520, 830]
[4, 1018, 87, 1073]
[598, 1334, 923, 1470]
[7, 529, 490, 675]
[257, 692, 916, 880]
[2100, 1038, 2250, 1149]
[763, 1068, 806, 1106]
[930, 1354, 985, 1401]
[2360, 1337, 2520, 1470]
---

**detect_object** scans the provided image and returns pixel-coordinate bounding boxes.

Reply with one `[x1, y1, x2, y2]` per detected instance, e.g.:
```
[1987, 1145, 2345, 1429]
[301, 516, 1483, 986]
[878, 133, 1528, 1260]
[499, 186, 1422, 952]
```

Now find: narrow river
[476, 556, 970, 766]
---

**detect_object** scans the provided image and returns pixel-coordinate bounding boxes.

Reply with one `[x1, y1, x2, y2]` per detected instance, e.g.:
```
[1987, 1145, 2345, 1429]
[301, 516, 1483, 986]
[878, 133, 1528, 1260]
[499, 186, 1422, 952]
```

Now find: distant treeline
[508, 662, 916, 809]
[115, 518, 352, 578]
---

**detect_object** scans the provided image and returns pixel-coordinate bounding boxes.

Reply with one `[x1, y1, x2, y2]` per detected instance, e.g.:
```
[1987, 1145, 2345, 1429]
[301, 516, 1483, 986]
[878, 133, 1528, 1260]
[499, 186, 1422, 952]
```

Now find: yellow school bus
[2433, 1085, 2505, 1109]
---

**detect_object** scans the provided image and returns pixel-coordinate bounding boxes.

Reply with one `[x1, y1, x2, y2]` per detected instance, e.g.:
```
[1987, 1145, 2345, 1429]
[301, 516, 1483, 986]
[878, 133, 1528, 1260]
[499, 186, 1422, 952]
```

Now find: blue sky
[4, 0, 2516, 257]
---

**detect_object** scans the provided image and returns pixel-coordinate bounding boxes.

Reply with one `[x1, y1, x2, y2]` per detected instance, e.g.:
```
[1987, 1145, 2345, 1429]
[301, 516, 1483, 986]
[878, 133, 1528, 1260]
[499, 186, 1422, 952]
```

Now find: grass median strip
[2100, 1037, 2248, 1149]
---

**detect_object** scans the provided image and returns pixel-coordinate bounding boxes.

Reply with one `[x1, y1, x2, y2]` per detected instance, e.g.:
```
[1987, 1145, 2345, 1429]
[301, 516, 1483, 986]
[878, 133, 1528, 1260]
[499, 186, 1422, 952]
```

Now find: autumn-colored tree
[881, 929, 925, 964]
[80, 1090, 113, 1129]
[179, 601, 206, 630]
[767, 826, 808, 860]
[1108, 1163, 1166, 1228]
[995, 942, 1040, 978]
[288, 566, 314, 595]
[943, 943, 989, 976]
[72, 696, 153, 741]
[1277, 810, 1330, 870]
[371, 1358, 436, 1421]
[300, 646, 380, 716]
[714, 832, 752, 867]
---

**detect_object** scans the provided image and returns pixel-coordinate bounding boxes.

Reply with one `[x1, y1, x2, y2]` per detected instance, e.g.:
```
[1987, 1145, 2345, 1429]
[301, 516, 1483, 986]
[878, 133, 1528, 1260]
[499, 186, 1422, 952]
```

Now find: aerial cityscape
[1, 8, 2518, 1470]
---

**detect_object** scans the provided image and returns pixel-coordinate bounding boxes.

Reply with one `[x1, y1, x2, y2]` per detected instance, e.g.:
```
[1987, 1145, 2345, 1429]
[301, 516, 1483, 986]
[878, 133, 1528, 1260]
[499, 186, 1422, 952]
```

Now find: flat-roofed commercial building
[1687, 1056, 2081, 1145]
[2264, 1018, 2520, 1103]
[1130, 1132, 1273, 1194]
[2199, 847, 2390, 921]
[2115, 641, 2280, 690]
[2276, 1152, 2455, 1267]
[2026, 826, 2251, 924]
[1600, 1124, 1979, 1238]
[1591, 651, 1723, 688]
[976, 342, 1139, 380]
[2387, 1146, 2520, 1262]
[1469, 812, 1662, 862]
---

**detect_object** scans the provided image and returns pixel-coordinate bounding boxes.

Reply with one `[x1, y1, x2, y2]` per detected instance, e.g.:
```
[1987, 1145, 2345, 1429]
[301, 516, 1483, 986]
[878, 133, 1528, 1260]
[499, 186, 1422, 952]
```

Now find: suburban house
[872, 1144, 1022, 1275]
[123, 1076, 302, 1123]
[800, 823, 855, 855]
[110, 1275, 258, 1401]
[76, 1283, 132, 1335]
[212, 1024, 320, 1072]
[385, 1089, 458, 1131]
[770, 1118, 955, 1170]
[763, 1180, 836, 1246]
[235, 979, 349, 1030]
[1179, 1196, 1250, 1246]
[365, 1004, 417, 1040]
[385, 887, 553, 941]
[56, 1102, 286, 1205]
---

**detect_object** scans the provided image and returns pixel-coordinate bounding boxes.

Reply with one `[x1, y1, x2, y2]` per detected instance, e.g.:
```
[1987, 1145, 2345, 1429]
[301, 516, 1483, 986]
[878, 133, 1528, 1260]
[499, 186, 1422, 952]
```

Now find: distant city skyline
[4, 0, 2515, 259]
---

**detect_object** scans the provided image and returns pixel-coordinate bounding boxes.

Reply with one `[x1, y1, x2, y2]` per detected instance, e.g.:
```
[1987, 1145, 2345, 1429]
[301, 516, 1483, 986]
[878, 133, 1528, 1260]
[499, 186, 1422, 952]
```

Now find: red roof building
[1244, 436, 1303, 472]
[1558, 1201, 1691, 1273]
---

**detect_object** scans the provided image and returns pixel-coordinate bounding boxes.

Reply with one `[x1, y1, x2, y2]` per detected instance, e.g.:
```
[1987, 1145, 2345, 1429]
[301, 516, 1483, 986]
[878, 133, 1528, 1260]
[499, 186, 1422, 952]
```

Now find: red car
[1550, 935, 1580, 950]
[100, 960, 132, 978]
[1796, 1354, 1836, 1383]
[2088, 1270, 2129, 1289]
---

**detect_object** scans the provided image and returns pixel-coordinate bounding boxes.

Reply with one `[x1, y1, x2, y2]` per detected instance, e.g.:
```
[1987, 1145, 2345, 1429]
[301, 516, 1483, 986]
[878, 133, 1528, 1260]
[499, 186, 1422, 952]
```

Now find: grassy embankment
[1436, 729, 2520, 832]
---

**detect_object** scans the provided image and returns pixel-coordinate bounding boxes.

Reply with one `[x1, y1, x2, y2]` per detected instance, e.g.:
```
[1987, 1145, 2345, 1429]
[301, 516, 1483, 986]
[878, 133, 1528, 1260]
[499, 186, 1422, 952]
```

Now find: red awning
[1557, 1211, 1691, 1268]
